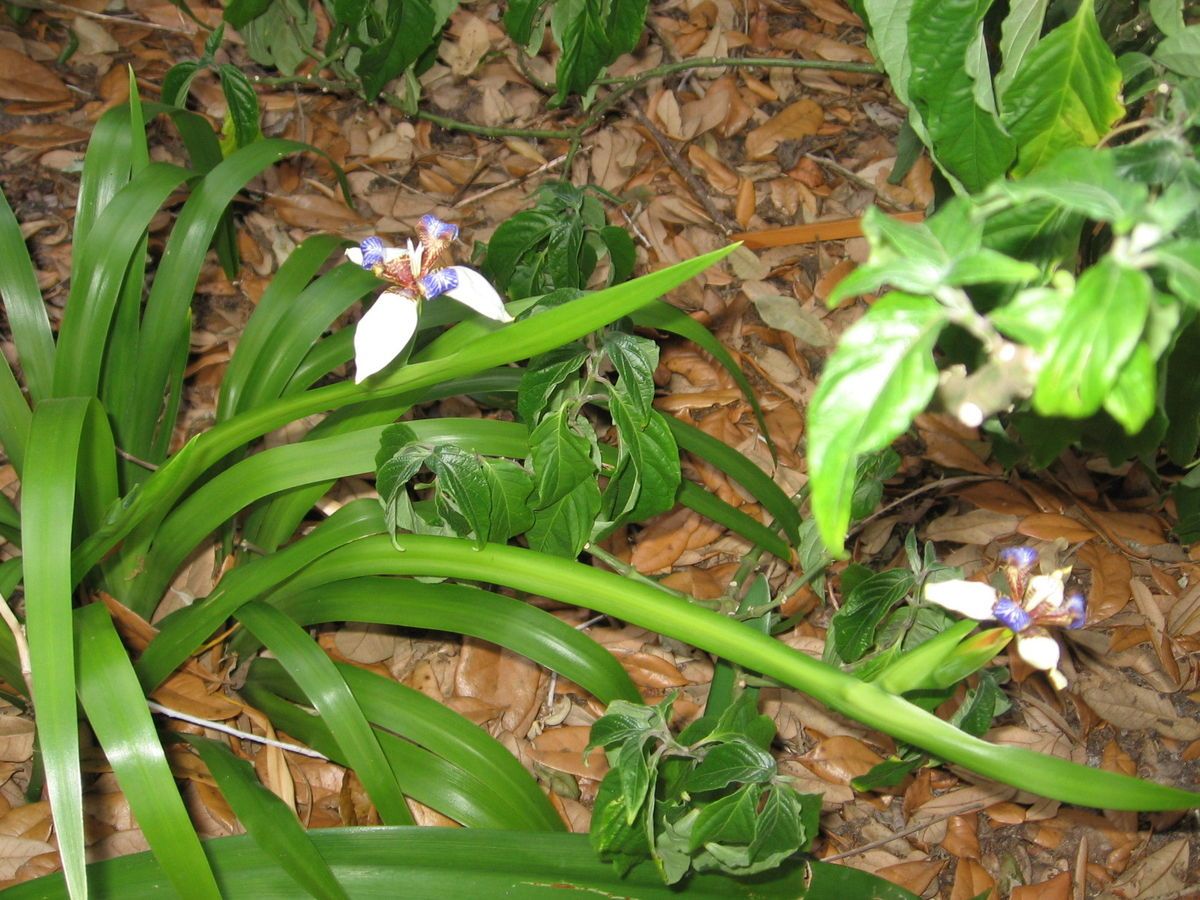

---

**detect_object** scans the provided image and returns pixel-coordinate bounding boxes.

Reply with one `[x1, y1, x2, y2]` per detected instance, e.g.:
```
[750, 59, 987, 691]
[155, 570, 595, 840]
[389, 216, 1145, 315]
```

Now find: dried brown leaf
[744, 99, 823, 160]
[1017, 513, 1096, 543]
[1078, 676, 1200, 740]
[950, 858, 996, 900]
[0, 48, 70, 104]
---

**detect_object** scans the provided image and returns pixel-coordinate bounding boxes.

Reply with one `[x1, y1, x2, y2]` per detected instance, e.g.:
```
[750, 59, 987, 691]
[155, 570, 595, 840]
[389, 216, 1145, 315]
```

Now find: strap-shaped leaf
[0, 189, 54, 403]
[74, 604, 220, 899]
[233, 601, 413, 825]
[180, 735, 349, 900]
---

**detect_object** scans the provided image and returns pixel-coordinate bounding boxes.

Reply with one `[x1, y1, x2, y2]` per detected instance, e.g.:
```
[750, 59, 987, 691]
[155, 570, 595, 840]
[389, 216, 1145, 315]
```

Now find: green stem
[279, 535, 1200, 812]
[584, 543, 703, 605]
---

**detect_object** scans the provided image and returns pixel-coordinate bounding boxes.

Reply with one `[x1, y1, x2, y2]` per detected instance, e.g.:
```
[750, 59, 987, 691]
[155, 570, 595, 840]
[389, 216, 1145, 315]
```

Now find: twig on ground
[148, 700, 329, 760]
[625, 102, 739, 235]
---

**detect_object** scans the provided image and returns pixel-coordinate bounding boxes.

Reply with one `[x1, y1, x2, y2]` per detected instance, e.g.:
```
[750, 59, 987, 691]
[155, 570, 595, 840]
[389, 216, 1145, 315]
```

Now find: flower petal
[345, 247, 364, 266]
[353, 290, 419, 383]
[993, 596, 1033, 632]
[1025, 573, 1065, 612]
[440, 266, 514, 322]
[923, 580, 999, 620]
[1014, 630, 1065, 688]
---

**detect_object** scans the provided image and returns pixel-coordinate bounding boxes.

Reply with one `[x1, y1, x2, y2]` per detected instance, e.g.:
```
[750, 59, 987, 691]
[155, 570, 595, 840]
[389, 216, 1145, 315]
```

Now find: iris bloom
[345, 215, 513, 383]
[923, 546, 1087, 690]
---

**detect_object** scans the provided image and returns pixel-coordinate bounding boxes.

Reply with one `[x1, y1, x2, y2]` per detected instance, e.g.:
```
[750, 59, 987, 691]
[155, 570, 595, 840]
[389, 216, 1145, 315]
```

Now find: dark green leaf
[689, 784, 759, 852]
[685, 740, 776, 793]
[218, 64, 262, 149]
[526, 477, 601, 557]
[517, 344, 589, 425]
[486, 210, 557, 291]
[529, 406, 597, 507]
[551, 0, 613, 104]
[223, 0, 272, 28]
[829, 569, 916, 664]
[603, 330, 658, 424]
[1154, 25, 1200, 77]
[161, 61, 201, 107]
[428, 445, 493, 545]
[908, 0, 1015, 191]
[599, 225, 635, 283]
[483, 459, 535, 542]
[358, 0, 436, 100]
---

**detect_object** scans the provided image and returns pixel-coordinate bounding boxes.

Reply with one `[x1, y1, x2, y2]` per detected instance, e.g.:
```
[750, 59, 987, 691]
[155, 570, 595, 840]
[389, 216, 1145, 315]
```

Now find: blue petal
[1064, 593, 1087, 629]
[420, 268, 459, 299]
[359, 236, 386, 269]
[993, 596, 1032, 633]
[998, 545, 1038, 571]
[419, 215, 459, 242]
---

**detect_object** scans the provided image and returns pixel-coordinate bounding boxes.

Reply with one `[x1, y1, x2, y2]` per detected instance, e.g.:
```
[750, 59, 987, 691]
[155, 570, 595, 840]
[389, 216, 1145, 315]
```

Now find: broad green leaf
[616, 739, 653, 823]
[1000, 0, 1124, 176]
[223, 0, 272, 28]
[486, 210, 557, 291]
[1150, 0, 1185, 36]
[218, 63, 263, 150]
[1164, 318, 1200, 465]
[240, 0, 315, 75]
[861, 0, 916, 107]
[503, 0, 545, 47]
[484, 459, 536, 541]
[1103, 341, 1157, 434]
[828, 569, 916, 664]
[74, 604, 221, 899]
[526, 477, 601, 557]
[689, 784, 759, 851]
[624, 410, 680, 522]
[358, 0, 437, 99]
[551, 0, 613, 104]
[428, 445, 493, 546]
[603, 331, 658, 424]
[517, 344, 589, 425]
[994, 0, 1049, 98]
[684, 740, 776, 793]
[1154, 25, 1200, 77]
[529, 406, 597, 507]
[807, 293, 946, 553]
[608, 0, 647, 55]
[599, 225, 635, 283]
[908, 0, 1016, 191]
[1034, 258, 1150, 419]
[1157, 239, 1200, 306]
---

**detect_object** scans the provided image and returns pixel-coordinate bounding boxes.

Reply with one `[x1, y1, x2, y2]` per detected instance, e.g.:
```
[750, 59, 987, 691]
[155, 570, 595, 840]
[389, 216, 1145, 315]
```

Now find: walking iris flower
[345, 215, 513, 383]
[923, 546, 1087, 689]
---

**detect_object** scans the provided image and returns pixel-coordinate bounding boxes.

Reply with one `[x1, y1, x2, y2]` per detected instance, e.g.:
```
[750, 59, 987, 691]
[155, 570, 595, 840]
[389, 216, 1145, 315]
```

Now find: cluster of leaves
[220, 0, 649, 105]
[375, 320, 677, 558]
[504, 0, 648, 106]
[161, 24, 263, 154]
[484, 182, 636, 299]
[808, 0, 1200, 552]
[587, 692, 820, 885]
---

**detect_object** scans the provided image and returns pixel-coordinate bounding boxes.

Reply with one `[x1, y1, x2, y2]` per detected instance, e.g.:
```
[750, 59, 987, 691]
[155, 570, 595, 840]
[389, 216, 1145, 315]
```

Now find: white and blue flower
[923, 545, 1086, 690]
[346, 215, 513, 383]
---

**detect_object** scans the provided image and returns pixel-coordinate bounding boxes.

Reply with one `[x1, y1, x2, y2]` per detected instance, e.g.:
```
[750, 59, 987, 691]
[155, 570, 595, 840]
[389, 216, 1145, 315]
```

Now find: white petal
[1025, 574, 1065, 611]
[345, 247, 364, 266]
[1015, 632, 1061, 674]
[923, 580, 998, 620]
[442, 266, 514, 322]
[353, 291, 418, 383]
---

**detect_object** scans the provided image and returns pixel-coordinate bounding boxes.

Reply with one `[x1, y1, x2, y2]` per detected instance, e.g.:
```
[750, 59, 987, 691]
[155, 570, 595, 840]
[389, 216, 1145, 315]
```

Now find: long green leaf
[232, 601, 413, 825]
[663, 413, 801, 544]
[124, 139, 318, 463]
[243, 577, 640, 705]
[0, 828, 915, 899]
[136, 501, 386, 689]
[243, 679, 530, 830]
[269, 535, 1200, 811]
[21, 399, 100, 899]
[218, 234, 346, 420]
[74, 603, 220, 899]
[179, 735, 349, 900]
[0, 190, 54, 402]
[54, 163, 194, 398]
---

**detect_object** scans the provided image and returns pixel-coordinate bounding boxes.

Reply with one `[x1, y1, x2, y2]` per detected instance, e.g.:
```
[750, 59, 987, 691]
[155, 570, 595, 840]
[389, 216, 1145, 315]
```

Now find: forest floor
[0, 0, 1198, 896]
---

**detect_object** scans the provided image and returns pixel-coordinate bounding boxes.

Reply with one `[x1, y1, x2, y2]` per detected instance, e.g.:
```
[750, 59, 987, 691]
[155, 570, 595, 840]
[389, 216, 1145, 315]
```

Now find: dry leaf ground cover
[1, 0, 1199, 896]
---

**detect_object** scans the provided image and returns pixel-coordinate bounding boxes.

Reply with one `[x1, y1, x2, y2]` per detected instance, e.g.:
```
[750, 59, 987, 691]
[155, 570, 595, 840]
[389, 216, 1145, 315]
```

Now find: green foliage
[808, 3, 1200, 552]
[587, 693, 821, 885]
[162, 26, 263, 154]
[222, 0, 649, 106]
[484, 181, 635, 298]
[505, 0, 648, 105]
